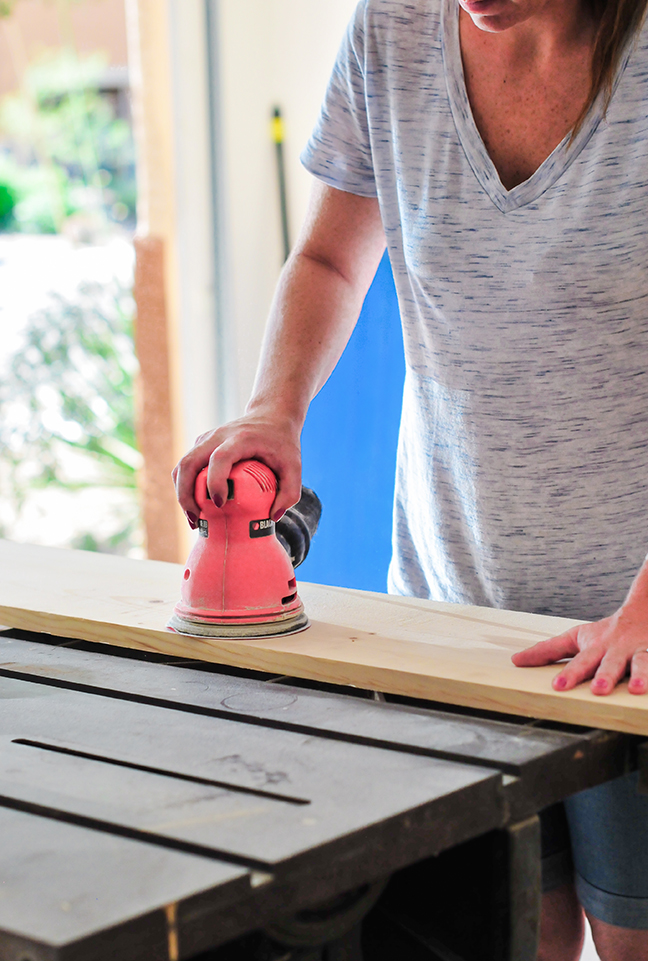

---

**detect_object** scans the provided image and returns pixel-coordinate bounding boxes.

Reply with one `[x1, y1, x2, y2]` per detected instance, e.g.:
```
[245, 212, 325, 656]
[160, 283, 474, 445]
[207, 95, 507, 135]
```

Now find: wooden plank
[1, 540, 646, 735]
[0, 677, 503, 868]
[0, 634, 611, 774]
[0, 805, 249, 961]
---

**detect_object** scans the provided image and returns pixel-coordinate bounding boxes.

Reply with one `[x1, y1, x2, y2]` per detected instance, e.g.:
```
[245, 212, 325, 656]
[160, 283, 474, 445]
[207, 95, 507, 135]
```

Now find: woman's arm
[512, 556, 648, 695]
[173, 180, 385, 522]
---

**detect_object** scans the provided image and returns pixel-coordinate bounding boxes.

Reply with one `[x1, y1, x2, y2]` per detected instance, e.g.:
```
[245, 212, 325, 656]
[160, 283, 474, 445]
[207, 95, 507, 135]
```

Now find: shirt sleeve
[301, 1, 377, 198]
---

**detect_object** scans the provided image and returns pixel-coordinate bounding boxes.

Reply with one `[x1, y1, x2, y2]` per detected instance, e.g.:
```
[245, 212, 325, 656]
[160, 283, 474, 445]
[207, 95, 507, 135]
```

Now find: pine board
[1, 539, 646, 735]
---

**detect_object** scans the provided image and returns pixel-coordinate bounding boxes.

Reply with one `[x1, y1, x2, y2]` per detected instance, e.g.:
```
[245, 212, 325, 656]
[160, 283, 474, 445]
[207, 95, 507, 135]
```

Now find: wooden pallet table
[0, 628, 635, 961]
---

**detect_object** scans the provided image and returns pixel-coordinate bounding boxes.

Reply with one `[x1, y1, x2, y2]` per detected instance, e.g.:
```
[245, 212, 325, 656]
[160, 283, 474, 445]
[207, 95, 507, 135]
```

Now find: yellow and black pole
[271, 106, 291, 263]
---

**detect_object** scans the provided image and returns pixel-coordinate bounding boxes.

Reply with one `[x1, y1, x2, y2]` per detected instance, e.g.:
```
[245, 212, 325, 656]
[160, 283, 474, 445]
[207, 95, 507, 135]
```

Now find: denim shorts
[540, 771, 648, 929]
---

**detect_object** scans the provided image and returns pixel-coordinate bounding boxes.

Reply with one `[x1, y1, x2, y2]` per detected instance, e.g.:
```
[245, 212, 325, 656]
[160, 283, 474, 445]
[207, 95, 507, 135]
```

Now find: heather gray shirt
[301, 0, 648, 619]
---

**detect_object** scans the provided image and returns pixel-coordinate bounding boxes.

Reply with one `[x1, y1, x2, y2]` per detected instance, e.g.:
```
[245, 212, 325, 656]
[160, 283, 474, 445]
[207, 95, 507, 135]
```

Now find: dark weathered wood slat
[0, 720, 501, 869]
[1, 632, 628, 822]
[0, 675, 495, 806]
[0, 634, 590, 772]
[0, 806, 249, 961]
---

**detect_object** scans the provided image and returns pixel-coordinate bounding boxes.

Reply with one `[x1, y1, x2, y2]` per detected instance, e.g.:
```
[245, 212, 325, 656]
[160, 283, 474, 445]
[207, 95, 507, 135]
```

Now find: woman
[175, 1, 648, 957]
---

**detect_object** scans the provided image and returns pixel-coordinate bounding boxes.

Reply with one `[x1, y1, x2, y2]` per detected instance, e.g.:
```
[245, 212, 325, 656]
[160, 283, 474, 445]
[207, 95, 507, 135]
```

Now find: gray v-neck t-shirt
[301, 0, 648, 619]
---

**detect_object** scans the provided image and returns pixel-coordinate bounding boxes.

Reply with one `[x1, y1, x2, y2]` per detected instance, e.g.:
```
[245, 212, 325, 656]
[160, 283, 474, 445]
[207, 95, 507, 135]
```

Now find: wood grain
[1, 539, 647, 735]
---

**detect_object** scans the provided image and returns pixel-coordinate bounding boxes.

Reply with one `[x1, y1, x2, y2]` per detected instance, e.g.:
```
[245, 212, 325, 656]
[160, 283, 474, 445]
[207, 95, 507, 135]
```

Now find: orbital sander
[168, 459, 321, 639]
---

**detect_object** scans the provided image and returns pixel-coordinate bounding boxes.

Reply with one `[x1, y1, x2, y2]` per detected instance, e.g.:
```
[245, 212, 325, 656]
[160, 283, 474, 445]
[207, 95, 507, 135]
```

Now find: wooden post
[124, 0, 186, 561]
[132, 236, 182, 562]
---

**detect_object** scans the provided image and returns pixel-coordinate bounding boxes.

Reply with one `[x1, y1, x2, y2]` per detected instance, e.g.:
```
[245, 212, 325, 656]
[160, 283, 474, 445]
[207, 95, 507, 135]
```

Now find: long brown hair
[576, 0, 648, 131]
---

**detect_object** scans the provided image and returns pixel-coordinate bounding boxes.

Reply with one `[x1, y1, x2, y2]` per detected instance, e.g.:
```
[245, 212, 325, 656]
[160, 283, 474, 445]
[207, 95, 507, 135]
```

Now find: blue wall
[298, 252, 404, 592]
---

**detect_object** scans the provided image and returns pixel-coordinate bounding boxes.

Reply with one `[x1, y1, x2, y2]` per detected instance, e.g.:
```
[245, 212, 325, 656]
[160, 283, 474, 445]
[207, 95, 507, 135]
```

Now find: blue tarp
[298, 251, 404, 592]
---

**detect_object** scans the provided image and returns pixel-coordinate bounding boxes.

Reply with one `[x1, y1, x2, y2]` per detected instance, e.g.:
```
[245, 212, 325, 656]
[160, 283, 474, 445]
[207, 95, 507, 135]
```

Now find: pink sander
[168, 460, 313, 638]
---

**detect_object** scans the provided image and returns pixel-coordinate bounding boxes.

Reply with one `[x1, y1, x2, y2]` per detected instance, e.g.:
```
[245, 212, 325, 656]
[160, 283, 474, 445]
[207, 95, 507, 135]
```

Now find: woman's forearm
[174, 181, 385, 517]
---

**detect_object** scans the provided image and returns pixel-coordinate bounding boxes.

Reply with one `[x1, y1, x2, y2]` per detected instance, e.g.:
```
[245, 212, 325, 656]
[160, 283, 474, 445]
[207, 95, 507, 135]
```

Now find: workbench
[0, 627, 639, 961]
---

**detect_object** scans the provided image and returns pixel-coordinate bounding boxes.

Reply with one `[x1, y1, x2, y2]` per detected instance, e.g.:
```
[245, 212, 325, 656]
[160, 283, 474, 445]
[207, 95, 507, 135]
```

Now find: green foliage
[0, 179, 16, 227]
[0, 153, 70, 232]
[0, 279, 141, 509]
[0, 49, 136, 234]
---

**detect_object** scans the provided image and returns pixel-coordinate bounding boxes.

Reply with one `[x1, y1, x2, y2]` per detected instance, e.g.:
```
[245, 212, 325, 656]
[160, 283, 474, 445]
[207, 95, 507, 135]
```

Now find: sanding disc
[167, 609, 310, 639]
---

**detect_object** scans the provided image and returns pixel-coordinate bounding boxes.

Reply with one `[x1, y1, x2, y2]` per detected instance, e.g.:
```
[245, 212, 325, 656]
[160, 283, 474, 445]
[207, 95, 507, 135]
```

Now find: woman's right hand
[172, 412, 303, 528]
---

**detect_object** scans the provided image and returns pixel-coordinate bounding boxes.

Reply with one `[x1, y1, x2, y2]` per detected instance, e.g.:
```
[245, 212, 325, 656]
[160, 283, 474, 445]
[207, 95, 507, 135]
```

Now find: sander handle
[276, 487, 322, 569]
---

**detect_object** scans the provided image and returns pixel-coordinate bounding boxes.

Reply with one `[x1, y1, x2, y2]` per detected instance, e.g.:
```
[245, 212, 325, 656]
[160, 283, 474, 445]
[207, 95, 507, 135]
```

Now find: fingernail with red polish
[273, 509, 286, 522]
[186, 512, 198, 530]
[213, 494, 223, 508]
[554, 677, 567, 690]
[593, 679, 608, 692]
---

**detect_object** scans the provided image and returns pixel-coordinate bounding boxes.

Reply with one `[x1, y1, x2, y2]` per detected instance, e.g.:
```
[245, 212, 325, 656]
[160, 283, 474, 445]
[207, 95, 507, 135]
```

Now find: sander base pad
[167, 609, 310, 639]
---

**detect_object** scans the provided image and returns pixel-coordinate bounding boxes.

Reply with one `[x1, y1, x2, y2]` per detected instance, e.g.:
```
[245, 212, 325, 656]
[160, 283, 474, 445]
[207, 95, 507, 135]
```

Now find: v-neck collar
[441, 0, 631, 213]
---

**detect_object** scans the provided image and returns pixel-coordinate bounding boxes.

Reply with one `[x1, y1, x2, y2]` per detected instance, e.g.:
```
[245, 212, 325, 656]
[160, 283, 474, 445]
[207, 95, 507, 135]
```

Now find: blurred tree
[0, 279, 142, 552]
[0, 1, 141, 554]
[0, 48, 135, 235]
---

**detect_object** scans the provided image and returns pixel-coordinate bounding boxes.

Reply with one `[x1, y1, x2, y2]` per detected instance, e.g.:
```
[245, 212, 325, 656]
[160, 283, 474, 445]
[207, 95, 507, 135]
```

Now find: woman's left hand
[512, 600, 648, 696]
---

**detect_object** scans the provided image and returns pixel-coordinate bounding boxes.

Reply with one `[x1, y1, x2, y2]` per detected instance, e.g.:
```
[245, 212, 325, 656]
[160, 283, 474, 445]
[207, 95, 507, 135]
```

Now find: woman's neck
[458, 0, 598, 188]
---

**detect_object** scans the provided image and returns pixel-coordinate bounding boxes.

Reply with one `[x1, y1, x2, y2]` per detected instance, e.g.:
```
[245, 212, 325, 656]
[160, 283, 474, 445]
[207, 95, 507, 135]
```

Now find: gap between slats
[12, 739, 310, 805]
